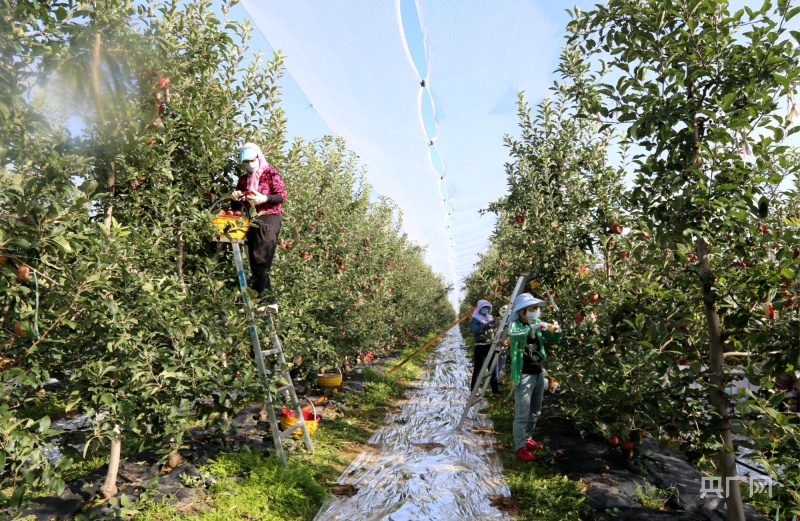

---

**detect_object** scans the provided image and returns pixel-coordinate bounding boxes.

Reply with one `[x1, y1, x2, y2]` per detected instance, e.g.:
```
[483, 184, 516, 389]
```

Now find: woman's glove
[231, 190, 245, 201]
[529, 322, 549, 331]
[246, 192, 268, 205]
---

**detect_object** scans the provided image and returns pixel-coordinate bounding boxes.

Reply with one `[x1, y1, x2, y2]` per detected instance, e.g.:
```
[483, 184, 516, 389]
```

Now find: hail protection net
[241, 0, 565, 305]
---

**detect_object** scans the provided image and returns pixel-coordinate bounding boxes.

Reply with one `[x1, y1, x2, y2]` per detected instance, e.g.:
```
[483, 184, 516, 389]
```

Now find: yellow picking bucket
[316, 367, 343, 389]
[212, 215, 249, 240]
[279, 399, 320, 437]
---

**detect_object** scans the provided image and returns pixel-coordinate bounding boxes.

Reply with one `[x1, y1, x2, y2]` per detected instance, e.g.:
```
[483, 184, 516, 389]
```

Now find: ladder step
[276, 383, 293, 394]
[280, 419, 306, 440]
[261, 348, 281, 357]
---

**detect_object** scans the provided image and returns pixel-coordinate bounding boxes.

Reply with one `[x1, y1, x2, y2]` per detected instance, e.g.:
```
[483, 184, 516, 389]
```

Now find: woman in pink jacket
[231, 143, 287, 313]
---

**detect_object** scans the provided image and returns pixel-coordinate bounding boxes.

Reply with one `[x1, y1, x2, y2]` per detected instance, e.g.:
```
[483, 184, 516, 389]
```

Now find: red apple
[610, 222, 623, 234]
[158, 77, 170, 89]
[581, 299, 588, 306]
[608, 435, 619, 447]
[0, 256, 7, 265]
[575, 313, 585, 323]
[218, 210, 226, 216]
[794, 249, 800, 258]
[622, 440, 634, 451]
[766, 302, 774, 321]
[232, 210, 242, 217]
[589, 293, 599, 303]
[515, 215, 524, 223]
[14, 322, 26, 337]
[17, 265, 30, 280]
[618, 251, 628, 259]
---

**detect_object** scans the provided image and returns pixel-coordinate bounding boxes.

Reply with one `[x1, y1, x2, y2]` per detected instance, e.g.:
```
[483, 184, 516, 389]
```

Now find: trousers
[246, 214, 282, 298]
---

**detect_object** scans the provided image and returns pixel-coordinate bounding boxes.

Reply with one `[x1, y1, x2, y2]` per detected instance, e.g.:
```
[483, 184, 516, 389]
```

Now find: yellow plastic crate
[211, 215, 249, 240]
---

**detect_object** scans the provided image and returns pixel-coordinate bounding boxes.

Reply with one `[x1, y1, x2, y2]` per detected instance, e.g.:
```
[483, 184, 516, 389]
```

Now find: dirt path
[314, 327, 512, 521]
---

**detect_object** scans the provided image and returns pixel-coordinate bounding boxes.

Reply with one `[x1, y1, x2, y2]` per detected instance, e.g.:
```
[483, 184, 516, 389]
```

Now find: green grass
[131, 340, 430, 520]
[483, 397, 588, 520]
[136, 447, 325, 521]
[633, 480, 676, 510]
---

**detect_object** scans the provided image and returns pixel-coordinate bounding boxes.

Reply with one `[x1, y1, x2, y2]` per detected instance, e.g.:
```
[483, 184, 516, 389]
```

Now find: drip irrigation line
[387, 311, 472, 375]
[735, 457, 771, 478]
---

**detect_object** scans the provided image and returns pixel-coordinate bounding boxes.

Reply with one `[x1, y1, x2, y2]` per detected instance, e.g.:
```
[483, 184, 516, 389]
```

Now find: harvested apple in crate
[212, 209, 248, 239]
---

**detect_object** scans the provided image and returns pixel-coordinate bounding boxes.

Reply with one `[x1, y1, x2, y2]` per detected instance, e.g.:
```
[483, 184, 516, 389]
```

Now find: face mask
[243, 160, 258, 173]
[479, 307, 490, 316]
[526, 308, 540, 321]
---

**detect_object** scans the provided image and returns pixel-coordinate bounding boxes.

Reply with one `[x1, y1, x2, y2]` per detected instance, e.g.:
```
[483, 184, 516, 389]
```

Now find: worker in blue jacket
[469, 299, 500, 396]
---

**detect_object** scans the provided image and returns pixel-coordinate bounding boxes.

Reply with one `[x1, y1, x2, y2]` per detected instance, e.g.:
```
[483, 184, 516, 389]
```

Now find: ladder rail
[457, 272, 529, 430]
[228, 240, 314, 465]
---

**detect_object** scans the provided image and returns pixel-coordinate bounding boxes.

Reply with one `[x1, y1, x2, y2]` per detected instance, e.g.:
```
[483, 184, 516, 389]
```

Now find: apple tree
[562, 1, 800, 518]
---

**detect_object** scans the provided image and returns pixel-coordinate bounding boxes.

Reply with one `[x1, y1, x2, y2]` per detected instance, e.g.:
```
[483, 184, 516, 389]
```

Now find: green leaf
[38, 415, 51, 433]
[51, 236, 73, 253]
[780, 267, 795, 280]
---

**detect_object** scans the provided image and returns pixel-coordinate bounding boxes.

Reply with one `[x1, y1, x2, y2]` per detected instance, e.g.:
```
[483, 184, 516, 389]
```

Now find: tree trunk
[99, 424, 121, 499]
[697, 237, 745, 521]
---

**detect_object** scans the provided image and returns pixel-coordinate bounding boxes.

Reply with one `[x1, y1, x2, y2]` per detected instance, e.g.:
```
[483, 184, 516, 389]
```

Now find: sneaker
[525, 439, 544, 451]
[515, 447, 536, 462]
[255, 301, 279, 314]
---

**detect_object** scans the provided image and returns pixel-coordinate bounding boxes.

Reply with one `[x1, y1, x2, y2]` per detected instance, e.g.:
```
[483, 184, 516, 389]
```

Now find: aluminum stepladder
[220, 235, 314, 466]
[457, 272, 529, 430]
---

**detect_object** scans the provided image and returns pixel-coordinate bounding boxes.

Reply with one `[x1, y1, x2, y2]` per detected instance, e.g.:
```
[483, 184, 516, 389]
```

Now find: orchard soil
[14, 336, 769, 521]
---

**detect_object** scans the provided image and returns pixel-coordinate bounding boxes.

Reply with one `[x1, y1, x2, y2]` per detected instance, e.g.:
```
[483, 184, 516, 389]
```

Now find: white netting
[241, 0, 565, 305]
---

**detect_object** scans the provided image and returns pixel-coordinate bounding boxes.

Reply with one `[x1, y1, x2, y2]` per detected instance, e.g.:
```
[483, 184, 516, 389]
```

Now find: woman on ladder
[231, 143, 286, 313]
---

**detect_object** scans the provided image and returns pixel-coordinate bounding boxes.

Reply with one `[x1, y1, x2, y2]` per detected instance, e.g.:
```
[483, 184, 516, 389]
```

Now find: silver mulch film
[314, 327, 513, 521]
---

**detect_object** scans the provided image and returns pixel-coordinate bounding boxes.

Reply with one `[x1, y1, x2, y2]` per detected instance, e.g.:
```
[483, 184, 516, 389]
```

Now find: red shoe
[515, 448, 536, 462]
[526, 439, 544, 451]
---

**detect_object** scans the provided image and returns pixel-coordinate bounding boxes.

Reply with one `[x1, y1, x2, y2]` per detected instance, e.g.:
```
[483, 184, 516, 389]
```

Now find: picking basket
[316, 367, 343, 388]
[279, 398, 320, 437]
[211, 215, 249, 240]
